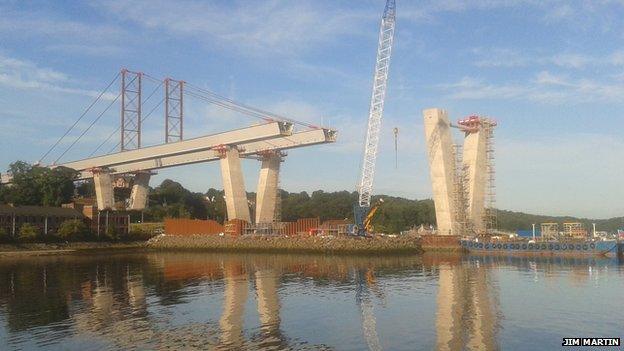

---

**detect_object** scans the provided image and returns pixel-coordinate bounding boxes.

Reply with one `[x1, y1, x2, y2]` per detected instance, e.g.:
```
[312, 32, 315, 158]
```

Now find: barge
[460, 237, 618, 257]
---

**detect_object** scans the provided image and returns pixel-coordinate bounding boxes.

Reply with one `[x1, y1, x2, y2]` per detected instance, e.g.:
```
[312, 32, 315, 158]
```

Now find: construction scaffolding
[274, 177, 282, 223]
[452, 144, 471, 235]
[541, 223, 559, 240]
[482, 119, 497, 234]
[563, 222, 587, 239]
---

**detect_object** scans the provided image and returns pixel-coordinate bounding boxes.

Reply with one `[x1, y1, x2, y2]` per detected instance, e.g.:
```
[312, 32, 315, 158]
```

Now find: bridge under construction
[1, 68, 337, 225]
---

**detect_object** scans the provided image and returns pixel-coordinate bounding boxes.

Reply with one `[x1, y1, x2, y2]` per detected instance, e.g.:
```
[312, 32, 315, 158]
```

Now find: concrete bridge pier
[462, 130, 487, 234]
[423, 108, 457, 235]
[255, 152, 282, 223]
[219, 146, 251, 222]
[92, 167, 115, 210]
[128, 172, 151, 211]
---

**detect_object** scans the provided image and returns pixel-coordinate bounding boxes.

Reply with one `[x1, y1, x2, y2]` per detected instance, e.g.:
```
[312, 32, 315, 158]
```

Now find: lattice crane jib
[357, 0, 396, 208]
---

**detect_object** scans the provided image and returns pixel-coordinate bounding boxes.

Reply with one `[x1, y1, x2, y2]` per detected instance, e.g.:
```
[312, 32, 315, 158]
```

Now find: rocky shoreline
[0, 235, 427, 256]
[147, 234, 423, 254]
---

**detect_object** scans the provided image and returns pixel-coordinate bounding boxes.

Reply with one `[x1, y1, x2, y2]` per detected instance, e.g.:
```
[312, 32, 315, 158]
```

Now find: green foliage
[75, 180, 95, 198]
[144, 180, 214, 222]
[126, 227, 156, 241]
[18, 223, 39, 242]
[103, 223, 119, 242]
[2, 161, 77, 206]
[57, 220, 89, 241]
[496, 210, 624, 233]
[0, 227, 11, 243]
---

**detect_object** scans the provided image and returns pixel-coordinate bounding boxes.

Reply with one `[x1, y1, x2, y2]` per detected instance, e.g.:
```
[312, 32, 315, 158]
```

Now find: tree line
[1, 161, 622, 234]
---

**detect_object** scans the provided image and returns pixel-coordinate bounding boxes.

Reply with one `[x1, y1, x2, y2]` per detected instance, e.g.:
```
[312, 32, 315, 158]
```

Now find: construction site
[0, 0, 506, 246]
[423, 110, 498, 238]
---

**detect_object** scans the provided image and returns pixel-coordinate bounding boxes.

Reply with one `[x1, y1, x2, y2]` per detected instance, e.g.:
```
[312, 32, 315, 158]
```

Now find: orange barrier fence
[164, 218, 224, 236]
[284, 217, 320, 235]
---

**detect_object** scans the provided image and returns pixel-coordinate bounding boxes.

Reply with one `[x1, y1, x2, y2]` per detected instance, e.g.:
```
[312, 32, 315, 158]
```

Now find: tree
[39, 167, 77, 206]
[1, 161, 77, 206]
[58, 219, 89, 241]
[18, 223, 39, 242]
[6, 161, 41, 205]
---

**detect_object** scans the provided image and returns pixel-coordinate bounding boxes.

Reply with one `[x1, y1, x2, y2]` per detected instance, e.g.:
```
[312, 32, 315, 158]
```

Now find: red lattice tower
[120, 69, 142, 151]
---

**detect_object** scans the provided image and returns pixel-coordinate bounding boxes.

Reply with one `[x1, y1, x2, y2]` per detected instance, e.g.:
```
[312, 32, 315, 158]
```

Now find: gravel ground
[147, 234, 423, 254]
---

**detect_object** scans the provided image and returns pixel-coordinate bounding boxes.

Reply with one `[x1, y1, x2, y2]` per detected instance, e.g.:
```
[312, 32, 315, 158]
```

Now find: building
[0, 204, 83, 236]
[0, 201, 130, 239]
[63, 202, 129, 237]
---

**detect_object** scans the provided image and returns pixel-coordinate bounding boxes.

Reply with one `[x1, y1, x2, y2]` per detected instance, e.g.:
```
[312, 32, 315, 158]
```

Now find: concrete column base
[129, 172, 151, 211]
[219, 146, 251, 222]
[92, 168, 115, 210]
[255, 152, 282, 223]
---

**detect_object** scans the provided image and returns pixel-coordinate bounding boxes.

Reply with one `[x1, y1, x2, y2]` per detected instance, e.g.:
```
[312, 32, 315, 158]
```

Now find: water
[0, 252, 622, 350]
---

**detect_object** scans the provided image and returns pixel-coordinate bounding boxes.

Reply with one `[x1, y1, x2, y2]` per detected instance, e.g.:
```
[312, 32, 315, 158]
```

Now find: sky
[1, 0, 623, 219]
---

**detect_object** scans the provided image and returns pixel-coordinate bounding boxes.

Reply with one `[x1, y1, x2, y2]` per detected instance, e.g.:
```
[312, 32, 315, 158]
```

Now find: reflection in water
[219, 263, 248, 349]
[0, 252, 620, 350]
[434, 256, 499, 351]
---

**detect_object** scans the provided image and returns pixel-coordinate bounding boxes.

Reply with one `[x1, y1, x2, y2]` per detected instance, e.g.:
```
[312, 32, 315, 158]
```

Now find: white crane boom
[358, 0, 396, 208]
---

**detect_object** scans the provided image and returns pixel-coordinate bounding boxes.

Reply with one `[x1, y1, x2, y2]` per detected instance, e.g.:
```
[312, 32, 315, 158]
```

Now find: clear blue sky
[1, 0, 623, 219]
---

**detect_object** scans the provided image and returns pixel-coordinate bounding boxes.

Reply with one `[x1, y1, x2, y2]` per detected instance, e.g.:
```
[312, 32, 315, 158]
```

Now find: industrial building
[0, 201, 129, 239]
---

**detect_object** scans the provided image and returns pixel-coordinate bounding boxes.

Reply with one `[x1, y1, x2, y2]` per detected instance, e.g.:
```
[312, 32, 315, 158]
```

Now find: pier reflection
[0, 252, 619, 350]
[427, 254, 499, 351]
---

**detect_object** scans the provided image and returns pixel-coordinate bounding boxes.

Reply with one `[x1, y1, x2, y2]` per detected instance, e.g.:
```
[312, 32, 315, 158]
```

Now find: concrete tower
[462, 127, 487, 233]
[458, 116, 496, 234]
[423, 108, 458, 235]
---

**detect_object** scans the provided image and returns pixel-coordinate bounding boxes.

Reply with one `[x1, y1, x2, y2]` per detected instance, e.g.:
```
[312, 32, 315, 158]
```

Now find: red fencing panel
[224, 219, 247, 236]
[165, 219, 224, 236]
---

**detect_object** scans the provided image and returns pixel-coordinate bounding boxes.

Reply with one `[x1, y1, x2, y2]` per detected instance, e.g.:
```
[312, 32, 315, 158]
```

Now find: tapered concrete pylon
[129, 172, 151, 211]
[423, 108, 457, 235]
[255, 153, 281, 223]
[219, 146, 251, 222]
[92, 168, 115, 210]
[462, 129, 487, 234]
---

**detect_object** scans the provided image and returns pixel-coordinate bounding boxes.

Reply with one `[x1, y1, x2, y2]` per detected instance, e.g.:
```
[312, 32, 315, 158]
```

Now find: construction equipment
[353, 0, 396, 236]
[363, 198, 384, 233]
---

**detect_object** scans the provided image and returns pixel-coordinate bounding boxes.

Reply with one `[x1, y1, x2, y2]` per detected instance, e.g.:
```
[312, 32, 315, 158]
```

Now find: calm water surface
[0, 251, 622, 350]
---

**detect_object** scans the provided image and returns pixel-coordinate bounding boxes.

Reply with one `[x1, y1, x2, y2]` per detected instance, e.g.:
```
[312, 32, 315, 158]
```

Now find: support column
[255, 152, 282, 223]
[423, 108, 457, 235]
[463, 129, 487, 234]
[219, 146, 251, 222]
[129, 172, 151, 211]
[92, 168, 115, 210]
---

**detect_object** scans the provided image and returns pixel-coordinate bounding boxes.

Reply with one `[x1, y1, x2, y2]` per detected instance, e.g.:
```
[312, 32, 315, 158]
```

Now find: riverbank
[0, 234, 425, 256]
[148, 234, 423, 254]
[0, 241, 147, 257]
